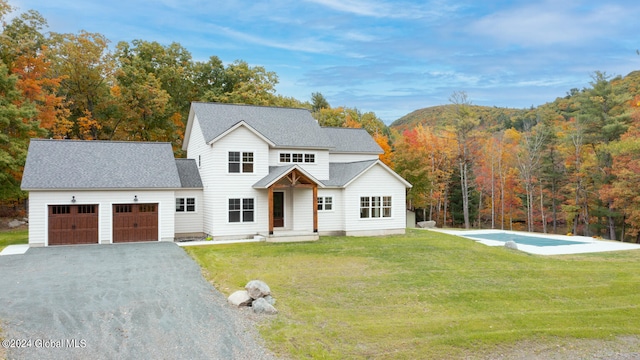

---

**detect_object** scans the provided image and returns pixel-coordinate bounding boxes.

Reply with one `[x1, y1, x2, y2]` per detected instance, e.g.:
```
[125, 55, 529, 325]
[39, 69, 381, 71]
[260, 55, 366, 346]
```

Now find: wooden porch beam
[313, 184, 318, 233]
[268, 186, 274, 235]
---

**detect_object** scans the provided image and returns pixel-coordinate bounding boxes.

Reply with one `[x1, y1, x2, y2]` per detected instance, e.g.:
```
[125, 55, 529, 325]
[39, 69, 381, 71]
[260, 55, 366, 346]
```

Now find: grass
[185, 229, 640, 359]
[0, 229, 28, 252]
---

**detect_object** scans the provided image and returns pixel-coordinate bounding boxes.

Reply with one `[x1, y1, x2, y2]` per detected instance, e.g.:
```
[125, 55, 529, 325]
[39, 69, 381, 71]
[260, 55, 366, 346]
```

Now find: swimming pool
[462, 232, 586, 247]
[427, 229, 640, 255]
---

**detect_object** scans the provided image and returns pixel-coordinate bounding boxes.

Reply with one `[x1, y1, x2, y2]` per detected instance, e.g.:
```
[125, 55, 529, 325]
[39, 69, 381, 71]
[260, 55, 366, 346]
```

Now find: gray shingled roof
[191, 102, 334, 149]
[253, 165, 324, 189]
[253, 165, 296, 188]
[175, 159, 203, 188]
[321, 127, 383, 154]
[21, 139, 182, 190]
[321, 160, 377, 187]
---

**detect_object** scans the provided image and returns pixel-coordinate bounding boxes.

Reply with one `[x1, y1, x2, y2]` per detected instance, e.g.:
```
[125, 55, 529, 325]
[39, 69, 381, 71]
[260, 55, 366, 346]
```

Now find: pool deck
[426, 228, 640, 255]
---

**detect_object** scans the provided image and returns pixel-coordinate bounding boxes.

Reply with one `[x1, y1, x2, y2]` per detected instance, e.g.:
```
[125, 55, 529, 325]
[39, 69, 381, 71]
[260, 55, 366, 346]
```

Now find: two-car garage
[22, 140, 200, 247]
[47, 203, 158, 246]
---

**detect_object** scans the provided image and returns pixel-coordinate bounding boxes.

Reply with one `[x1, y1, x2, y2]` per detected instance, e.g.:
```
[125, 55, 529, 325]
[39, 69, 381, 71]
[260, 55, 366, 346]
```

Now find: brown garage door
[113, 203, 158, 243]
[48, 205, 99, 245]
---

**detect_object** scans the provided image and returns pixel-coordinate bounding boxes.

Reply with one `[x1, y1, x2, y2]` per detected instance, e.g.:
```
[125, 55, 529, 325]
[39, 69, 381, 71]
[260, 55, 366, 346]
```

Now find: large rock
[416, 220, 436, 229]
[245, 280, 271, 299]
[504, 240, 518, 250]
[228, 290, 253, 307]
[252, 297, 278, 315]
[8, 219, 25, 228]
[263, 295, 276, 306]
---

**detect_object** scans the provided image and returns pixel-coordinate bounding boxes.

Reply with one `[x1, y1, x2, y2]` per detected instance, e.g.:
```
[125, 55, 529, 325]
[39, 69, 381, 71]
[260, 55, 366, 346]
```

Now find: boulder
[8, 219, 25, 228]
[252, 297, 278, 315]
[245, 280, 271, 299]
[504, 240, 518, 250]
[228, 290, 253, 307]
[263, 295, 276, 306]
[416, 220, 436, 229]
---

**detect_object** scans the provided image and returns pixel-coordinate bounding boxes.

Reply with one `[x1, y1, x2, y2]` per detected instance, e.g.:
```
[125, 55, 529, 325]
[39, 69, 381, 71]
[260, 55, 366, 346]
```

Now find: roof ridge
[192, 101, 311, 112]
[29, 138, 172, 145]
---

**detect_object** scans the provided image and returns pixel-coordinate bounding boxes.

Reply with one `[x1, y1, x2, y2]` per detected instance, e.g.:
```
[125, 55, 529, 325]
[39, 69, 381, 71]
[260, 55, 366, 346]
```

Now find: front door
[273, 192, 284, 227]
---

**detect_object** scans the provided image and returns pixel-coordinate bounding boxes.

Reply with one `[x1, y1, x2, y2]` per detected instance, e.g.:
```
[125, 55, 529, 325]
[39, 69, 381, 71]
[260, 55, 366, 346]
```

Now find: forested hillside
[390, 72, 640, 242]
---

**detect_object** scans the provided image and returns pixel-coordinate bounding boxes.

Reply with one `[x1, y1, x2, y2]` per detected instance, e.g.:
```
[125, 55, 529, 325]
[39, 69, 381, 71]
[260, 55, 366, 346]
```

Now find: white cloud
[303, 0, 444, 19]
[468, 1, 631, 47]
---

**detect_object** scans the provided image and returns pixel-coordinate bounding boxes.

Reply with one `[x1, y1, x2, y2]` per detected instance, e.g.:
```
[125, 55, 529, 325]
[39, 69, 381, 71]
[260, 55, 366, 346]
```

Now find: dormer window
[229, 151, 253, 173]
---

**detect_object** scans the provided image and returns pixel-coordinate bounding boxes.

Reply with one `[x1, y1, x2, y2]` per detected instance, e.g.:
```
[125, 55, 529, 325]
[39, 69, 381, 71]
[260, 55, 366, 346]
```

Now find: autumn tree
[202, 60, 279, 106]
[578, 72, 632, 239]
[311, 92, 330, 112]
[0, 63, 39, 200]
[449, 91, 478, 229]
[48, 31, 114, 139]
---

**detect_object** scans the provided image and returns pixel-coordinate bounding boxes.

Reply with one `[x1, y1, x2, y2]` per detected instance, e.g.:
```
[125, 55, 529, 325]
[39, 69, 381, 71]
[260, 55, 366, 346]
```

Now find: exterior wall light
[71, 196, 76, 203]
[134, 195, 138, 202]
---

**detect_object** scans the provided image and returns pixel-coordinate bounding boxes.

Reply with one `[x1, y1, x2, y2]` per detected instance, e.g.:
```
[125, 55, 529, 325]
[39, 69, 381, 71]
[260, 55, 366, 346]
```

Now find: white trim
[317, 196, 334, 212]
[256, 164, 325, 189]
[344, 160, 412, 189]
[278, 151, 317, 165]
[208, 121, 275, 147]
[175, 197, 197, 213]
[226, 197, 256, 224]
[274, 191, 286, 228]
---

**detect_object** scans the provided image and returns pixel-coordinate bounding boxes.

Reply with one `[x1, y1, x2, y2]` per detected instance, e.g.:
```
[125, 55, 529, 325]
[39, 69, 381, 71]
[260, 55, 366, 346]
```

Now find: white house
[20, 102, 411, 246]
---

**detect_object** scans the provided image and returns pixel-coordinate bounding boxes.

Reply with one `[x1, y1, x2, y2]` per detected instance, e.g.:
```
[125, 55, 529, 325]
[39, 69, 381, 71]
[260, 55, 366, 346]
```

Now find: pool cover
[463, 232, 586, 247]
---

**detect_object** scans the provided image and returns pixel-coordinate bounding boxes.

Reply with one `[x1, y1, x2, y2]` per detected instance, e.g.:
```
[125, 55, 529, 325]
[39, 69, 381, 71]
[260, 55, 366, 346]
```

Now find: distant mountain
[389, 104, 527, 132]
[390, 70, 640, 133]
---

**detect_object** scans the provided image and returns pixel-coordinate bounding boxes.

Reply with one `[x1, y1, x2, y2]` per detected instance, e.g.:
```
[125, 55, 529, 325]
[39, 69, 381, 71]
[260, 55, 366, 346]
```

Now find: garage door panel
[113, 203, 158, 243]
[48, 205, 98, 245]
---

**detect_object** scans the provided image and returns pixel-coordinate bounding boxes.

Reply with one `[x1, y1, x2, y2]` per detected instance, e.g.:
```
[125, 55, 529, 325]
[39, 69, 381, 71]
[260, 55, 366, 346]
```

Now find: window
[51, 205, 70, 215]
[229, 151, 253, 173]
[317, 196, 333, 211]
[304, 154, 315, 163]
[229, 198, 254, 223]
[77, 205, 96, 214]
[115, 204, 132, 213]
[279, 152, 315, 163]
[382, 196, 392, 217]
[360, 196, 392, 218]
[176, 197, 196, 212]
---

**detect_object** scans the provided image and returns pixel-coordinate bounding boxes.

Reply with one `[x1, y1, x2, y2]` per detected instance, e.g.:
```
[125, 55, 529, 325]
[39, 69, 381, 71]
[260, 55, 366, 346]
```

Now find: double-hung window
[229, 152, 253, 173]
[229, 198, 254, 223]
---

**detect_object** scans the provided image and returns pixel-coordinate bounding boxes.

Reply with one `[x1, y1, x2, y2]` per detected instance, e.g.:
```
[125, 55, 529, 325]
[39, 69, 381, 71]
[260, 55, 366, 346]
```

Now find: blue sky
[11, 0, 640, 124]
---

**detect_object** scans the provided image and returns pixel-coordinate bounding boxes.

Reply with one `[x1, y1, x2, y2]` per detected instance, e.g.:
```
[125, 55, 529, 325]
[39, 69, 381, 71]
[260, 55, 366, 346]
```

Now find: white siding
[291, 188, 313, 231]
[343, 164, 407, 235]
[329, 153, 379, 163]
[317, 188, 344, 234]
[268, 148, 330, 180]
[27, 190, 176, 246]
[203, 125, 270, 238]
[174, 189, 204, 236]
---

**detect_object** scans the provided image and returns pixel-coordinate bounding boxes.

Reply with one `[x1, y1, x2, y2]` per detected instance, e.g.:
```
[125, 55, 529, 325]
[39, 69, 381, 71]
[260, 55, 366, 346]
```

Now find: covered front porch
[254, 165, 323, 242]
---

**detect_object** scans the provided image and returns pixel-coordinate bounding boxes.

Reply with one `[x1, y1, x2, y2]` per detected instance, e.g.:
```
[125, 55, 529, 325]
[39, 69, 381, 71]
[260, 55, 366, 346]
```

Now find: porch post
[268, 186, 274, 235]
[312, 184, 318, 233]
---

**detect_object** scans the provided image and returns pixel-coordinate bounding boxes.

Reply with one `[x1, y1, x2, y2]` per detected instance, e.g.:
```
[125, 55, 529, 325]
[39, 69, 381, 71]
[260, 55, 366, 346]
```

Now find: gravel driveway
[0, 242, 277, 360]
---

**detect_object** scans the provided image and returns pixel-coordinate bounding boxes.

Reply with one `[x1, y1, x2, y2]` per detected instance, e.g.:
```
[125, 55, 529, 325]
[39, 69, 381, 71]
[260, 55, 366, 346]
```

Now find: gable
[21, 139, 182, 190]
[185, 102, 334, 150]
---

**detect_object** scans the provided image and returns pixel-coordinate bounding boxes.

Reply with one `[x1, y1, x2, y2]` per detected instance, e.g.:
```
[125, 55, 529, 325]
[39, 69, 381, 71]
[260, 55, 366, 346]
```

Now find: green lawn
[0, 229, 28, 251]
[186, 229, 640, 359]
